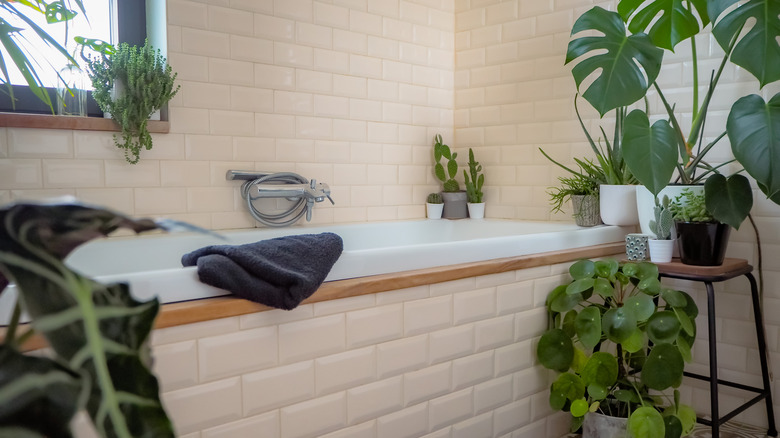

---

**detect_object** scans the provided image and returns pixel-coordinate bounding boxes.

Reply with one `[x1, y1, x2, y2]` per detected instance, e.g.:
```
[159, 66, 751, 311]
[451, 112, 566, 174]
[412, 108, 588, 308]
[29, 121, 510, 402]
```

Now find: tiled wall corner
[143, 264, 575, 437]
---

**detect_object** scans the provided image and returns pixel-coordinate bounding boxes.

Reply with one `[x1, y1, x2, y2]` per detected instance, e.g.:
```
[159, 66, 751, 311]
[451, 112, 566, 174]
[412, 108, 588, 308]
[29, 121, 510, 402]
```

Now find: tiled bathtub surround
[148, 265, 574, 438]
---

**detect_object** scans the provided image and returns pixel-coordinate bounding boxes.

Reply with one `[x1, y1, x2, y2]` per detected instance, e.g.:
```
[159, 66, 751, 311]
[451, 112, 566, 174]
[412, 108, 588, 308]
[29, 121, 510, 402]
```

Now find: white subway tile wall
[146, 265, 565, 437]
[6, 0, 780, 434]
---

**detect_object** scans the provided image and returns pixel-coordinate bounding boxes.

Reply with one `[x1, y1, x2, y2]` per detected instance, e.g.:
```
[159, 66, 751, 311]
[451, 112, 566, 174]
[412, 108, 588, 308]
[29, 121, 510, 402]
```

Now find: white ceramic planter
[599, 184, 639, 226]
[467, 202, 485, 219]
[648, 239, 674, 263]
[426, 203, 443, 219]
[637, 185, 703, 236]
[582, 412, 628, 438]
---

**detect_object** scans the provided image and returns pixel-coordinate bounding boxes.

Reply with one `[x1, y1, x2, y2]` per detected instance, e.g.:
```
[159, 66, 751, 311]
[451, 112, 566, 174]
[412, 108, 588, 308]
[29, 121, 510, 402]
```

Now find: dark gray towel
[181, 232, 343, 310]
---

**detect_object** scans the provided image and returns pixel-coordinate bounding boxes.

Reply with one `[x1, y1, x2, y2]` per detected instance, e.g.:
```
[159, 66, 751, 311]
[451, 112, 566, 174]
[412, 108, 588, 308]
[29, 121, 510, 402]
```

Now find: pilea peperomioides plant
[537, 259, 699, 438]
[0, 199, 178, 437]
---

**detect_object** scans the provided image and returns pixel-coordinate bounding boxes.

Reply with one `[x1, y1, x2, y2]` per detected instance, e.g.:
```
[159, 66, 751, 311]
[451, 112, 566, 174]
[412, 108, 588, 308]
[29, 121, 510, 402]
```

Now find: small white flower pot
[648, 239, 674, 263]
[467, 202, 485, 219]
[600, 184, 639, 225]
[426, 203, 443, 219]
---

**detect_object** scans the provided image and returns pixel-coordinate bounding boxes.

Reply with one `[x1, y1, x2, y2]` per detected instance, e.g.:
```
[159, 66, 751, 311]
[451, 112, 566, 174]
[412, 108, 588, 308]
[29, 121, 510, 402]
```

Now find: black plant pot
[674, 221, 731, 266]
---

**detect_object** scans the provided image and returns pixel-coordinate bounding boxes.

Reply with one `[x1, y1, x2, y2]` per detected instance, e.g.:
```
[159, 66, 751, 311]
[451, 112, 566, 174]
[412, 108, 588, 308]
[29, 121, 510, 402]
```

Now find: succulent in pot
[433, 134, 467, 219]
[648, 195, 674, 263]
[669, 188, 731, 266]
[537, 259, 698, 438]
[463, 148, 485, 219]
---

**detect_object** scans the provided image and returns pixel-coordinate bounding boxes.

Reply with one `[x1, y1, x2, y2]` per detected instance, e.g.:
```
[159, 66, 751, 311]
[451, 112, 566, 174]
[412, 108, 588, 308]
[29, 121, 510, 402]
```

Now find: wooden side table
[657, 258, 777, 438]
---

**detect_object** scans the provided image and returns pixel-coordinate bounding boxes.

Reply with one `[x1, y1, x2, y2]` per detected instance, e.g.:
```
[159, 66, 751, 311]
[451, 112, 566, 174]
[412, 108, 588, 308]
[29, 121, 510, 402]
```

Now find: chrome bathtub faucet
[226, 170, 334, 227]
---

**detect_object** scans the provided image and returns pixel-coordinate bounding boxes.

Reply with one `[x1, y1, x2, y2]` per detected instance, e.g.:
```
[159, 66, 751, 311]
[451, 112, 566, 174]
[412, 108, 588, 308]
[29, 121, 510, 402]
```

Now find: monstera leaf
[704, 173, 753, 229]
[618, 0, 710, 50]
[565, 7, 664, 116]
[0, 200, 175, 438]
[709, 0, 780, 87]
[728, 93, 780, 201]
[622, 110, 679, 196]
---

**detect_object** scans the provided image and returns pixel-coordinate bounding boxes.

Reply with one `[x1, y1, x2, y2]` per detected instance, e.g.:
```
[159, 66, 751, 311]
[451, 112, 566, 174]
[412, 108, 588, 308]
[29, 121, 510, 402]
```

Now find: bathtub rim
[4, 241, 625, 351]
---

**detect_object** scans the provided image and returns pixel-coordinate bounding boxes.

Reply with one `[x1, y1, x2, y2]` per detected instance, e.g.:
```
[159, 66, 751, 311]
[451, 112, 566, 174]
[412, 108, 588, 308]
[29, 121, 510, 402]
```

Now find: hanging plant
[85, 39, 180, 164]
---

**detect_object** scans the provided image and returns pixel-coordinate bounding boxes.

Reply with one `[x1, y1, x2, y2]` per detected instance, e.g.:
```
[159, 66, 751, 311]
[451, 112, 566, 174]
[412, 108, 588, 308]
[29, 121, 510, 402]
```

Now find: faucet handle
[326, 195, 335, 205]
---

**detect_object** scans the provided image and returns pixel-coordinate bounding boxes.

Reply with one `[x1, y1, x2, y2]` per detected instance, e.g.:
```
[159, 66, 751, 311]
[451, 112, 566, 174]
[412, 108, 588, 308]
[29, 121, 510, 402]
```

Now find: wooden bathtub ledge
[4, 242, 625, 351]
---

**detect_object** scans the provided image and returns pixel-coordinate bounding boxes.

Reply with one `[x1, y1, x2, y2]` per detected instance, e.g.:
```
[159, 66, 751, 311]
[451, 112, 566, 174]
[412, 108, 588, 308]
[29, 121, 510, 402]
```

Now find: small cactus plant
[433, 134, 460, 192]
[427, 192, 443, 204]
[649, 195, 673, 239]
[463, 148, 484, 203]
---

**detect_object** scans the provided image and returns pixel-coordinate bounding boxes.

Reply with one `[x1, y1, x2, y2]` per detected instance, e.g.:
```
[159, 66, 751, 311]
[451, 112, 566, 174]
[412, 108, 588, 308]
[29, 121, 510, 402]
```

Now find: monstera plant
[565, 0, 780, 230]
[537, 259, 698, 438]
[0, 199, 176, 437]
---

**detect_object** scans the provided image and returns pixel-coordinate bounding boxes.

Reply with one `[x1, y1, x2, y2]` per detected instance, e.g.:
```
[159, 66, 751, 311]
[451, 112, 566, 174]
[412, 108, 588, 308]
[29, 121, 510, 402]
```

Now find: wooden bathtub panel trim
[5, 242, 625, 350]
[155, 242, 624, 328]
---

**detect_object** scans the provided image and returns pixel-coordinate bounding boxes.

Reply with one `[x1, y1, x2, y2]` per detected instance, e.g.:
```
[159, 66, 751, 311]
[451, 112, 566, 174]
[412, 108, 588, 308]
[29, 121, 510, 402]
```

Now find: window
[0, 0, 147, 115]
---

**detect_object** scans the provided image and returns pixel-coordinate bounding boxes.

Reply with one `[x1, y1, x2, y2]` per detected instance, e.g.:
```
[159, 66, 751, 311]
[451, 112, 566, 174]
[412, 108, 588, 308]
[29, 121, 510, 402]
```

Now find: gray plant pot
[441, 191, 468, 219]
[572, 194, 602, 227]
[582, 412, 628, 438]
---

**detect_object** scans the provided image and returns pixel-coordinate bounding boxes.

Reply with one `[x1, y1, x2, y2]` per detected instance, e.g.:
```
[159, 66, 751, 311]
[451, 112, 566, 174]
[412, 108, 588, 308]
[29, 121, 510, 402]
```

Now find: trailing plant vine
[86, 40, 180, 164]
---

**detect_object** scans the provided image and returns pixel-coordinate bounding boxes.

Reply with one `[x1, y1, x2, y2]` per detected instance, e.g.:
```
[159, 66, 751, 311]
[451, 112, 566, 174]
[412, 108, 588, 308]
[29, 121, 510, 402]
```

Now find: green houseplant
[86, 39, 180, 164]
[564, 1, 780, 231]
[541, 151, 604, 227]
[648, 195, 674, 263]
[0, 199, 176, 437]
[670, 188, 732, 266]
[433, 134, 467, 219]
[537, 259, 698, 438]
[463, 148, 485, 219]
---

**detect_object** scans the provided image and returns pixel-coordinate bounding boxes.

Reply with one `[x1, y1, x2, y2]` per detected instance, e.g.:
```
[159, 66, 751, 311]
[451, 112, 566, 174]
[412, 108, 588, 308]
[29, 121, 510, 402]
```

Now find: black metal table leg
[706, 281, 720, 438]
[747, 272, 778, 437]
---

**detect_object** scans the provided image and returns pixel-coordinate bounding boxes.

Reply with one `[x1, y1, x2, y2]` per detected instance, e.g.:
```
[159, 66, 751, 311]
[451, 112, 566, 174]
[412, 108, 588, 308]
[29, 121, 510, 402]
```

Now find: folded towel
[181, 232, 343, 310]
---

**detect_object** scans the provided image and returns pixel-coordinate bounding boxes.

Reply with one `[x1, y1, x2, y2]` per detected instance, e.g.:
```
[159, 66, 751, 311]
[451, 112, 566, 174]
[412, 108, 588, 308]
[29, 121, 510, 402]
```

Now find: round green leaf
[677, 336, 692, 363]
[625, 293, 656, 321]
[571, 398, 589, 417]
[551, 289, 583, 313]
[602, 307, 637, 343]
[622, 262, 638, 277]
[563, 310, 578, 338]
[660, 288, 687, 308]
[549, 389, 567, 411]
[622, 329, 646, 353]
[594, 277, 614, 298]
[673, 307, 695, 337]
[594, 259, 619, 278]
[647, 311, 681, 344]
[581, 352, 618, 388]
[574, 307, 601, 350]
[663, 414, 683, 438]
[628, 407, 666, 438]
[705, 173, 752, 229]
[587, 383, 608, 401]
[680, 291, 698, 319]
[537, 329, 574, 371]
[677, 404, 697, 435]
[552, 372, 585, 401]
[569, 259, 596, 279]
[636, 262, 659, 280]
[642, 343, 684, 390]
[572, 347, 588, 373]
[567, 278, 595, 295]
[638, 276, 661, 295]
[614, 389, 640, 404]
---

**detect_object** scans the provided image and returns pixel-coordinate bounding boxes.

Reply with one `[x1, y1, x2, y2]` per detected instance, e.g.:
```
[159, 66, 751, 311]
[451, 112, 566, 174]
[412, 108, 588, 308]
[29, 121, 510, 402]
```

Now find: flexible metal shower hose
[240, 172, 310, 227]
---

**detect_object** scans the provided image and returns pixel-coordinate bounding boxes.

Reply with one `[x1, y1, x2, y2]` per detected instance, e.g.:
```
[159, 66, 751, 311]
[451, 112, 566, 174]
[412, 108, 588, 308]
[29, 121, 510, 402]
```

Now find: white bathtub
[0, 219, 631, 325]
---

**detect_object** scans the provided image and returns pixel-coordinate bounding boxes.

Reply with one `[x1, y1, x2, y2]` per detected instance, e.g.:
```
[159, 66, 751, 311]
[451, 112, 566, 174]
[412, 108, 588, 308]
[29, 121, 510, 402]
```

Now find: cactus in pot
[426, 193, 443, 204]
[426, 192, 444, 219]
[432, 134, 467, 218]
[648, 195, 674, 263]
[464, 148, 484, 204]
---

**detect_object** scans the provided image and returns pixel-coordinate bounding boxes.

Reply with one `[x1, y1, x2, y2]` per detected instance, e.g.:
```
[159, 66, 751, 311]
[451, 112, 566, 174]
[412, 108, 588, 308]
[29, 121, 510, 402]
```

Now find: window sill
[0, 113, 170, 133]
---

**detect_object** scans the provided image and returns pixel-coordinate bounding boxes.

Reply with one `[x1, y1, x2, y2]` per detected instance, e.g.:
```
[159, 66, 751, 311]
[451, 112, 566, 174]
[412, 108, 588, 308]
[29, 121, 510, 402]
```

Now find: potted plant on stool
[537, 259, 698, 438]
[670, 188, 731, 266]
[464, 148, 485, 219]
[648, 195, 674, 263]
[426, 193, 443, 220]
[433, 134, 467, 219]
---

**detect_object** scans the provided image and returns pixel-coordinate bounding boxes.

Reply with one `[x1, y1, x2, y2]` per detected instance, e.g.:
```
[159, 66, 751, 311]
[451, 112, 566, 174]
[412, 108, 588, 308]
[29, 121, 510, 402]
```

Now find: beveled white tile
[376, 334, 428, 378]
[452, 350, 494, 391]
[347, 375, 403, 424]
[429, 324, 475, 364]
[451, 411, 492, 438]
[346, 304, 403, 348]
[493, 398, 531, 437]
[404, 362, 451, 406]
[153, 340, 198, 392]
[320, 420, 376, 438]
[404, 295, 452, 336]
[201, 411, 279, 438]
[474, 374, 513, 414]
[376, 401, 429, 438]
[494, 339, 533, 377]
[152, 317, 240, 346]
[0, 159, 42, 189]
[8, 128, 73, 158]
[475, 315, 514, 352]
[453, 288, 496, 324]
[242, 360, 315, 415]
[162, 377, 242, 435]
[315, 346, 376, 395]
[279, 314, 346, 363]
[429, 387, 473, 431]
[198, 326, 278, 382]
[280, 392, 347, 438]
